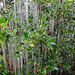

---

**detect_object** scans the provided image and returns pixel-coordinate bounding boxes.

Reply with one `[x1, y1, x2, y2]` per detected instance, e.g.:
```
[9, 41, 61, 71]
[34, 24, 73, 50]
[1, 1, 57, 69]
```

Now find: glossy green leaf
[24, 32, 28, 38]
[53, 67, 59, 70]
[0, 39, 4, 44]
[51, 42, 56, 45]
[0, 23, 7, 27]
[2, 32, 6, 36]
[0, 15, 6, 24]
[49, 37, 56, 42]
[16, 51, 20, 54]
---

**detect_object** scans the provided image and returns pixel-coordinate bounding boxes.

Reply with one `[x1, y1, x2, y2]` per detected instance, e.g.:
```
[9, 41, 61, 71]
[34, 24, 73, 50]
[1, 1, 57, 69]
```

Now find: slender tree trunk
[2, 43, 7, 72]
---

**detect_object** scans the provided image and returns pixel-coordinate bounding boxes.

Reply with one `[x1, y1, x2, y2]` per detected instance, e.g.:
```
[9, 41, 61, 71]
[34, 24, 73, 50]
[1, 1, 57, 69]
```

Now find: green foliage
[0, 15, 6, 24]
[0, 15, 7, 27]
[0, 0, 74, 75]
[15, 0, 74, 74]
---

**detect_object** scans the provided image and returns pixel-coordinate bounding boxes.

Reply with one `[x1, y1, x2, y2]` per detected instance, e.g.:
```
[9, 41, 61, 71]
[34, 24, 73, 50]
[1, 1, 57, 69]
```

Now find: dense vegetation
[0, 0, 75, 75]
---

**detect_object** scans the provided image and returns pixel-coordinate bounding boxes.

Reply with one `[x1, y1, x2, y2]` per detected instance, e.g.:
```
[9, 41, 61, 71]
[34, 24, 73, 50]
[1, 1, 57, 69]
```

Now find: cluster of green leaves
[0, 13, 16, 75]
[0, 0, 74, 75]
[0, 12, 17, 44]
[14, 0, 75, 74]
[15, 13, 60, 75]
[54, 0, 75, 73]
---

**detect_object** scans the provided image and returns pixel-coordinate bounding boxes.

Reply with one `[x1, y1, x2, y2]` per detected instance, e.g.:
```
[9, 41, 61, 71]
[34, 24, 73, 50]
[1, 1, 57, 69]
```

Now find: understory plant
[0, 0, 75, 75]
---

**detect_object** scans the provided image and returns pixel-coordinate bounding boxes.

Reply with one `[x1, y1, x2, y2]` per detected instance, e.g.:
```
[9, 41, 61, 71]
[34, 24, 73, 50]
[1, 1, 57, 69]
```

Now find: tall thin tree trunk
[2, 43, 7, 72]
[25, 0, 28, 73]
[17, 57, 20, 75]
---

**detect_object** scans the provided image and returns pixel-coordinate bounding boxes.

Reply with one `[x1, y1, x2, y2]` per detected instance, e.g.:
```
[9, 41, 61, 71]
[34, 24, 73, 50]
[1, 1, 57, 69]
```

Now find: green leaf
[47, 0, 51, 3]
[0, 23, 7, 27]
[24, 32, 28, 38]
[43, 69, 46, 75]
[49, 67, 52, 72]
[16, 51, 19, 54]
[0, 63, 2, 68]
[0, 15, 6, 24]
[0, 39, 4, 44]
[2, 32, 6, 36]
[14, 56, 17, 59]
[23, 38, 29, 43]
[49, 37, 56, 42]
[12, 29, 17, 34]
[51, 42, 56, 45]
[50, 45, 53, 50]
[53, 67, 59, 70]
[30, 42, 34, 47]
[0, 31, 2, 35]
